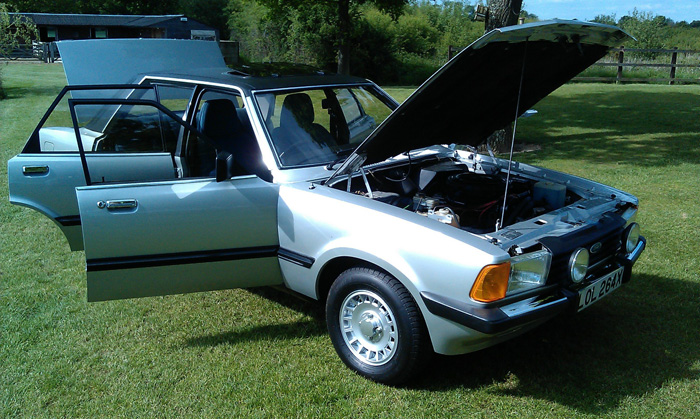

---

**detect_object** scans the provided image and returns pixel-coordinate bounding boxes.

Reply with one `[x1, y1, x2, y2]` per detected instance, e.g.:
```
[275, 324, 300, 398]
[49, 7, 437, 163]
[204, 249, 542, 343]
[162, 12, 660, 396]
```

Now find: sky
[523, 0, 700, 23]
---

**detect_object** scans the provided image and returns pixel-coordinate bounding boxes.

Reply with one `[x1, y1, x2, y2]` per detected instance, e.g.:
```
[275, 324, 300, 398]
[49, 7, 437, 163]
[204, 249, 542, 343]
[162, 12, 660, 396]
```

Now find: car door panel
[76, 176, 282, 301]
[8, 153, 177, 250]
[8, 85, 191, 251]
[85, 153, 176, 184]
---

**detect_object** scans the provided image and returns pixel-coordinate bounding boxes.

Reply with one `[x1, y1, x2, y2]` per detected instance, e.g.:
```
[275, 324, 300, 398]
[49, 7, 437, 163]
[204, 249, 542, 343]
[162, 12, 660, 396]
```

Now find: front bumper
[421, 236, 646, 335]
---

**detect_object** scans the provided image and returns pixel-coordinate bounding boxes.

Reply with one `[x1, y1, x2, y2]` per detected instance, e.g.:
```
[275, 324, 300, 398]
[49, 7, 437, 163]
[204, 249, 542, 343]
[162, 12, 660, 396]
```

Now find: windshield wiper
[325, 148, 354, 170]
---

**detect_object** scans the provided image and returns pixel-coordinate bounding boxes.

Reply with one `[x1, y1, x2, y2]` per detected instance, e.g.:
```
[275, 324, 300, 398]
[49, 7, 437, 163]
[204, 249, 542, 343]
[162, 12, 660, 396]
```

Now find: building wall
[28, 15, 218, 42]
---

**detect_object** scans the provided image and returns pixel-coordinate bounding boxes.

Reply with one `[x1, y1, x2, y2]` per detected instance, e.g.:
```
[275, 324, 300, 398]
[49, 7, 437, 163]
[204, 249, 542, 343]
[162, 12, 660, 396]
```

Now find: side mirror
[215, 151, 235, 182]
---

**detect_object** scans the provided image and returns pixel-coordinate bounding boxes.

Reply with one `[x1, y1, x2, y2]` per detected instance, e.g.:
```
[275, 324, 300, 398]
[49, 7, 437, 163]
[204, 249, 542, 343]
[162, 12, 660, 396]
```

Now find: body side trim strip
[56, 215, 81, 227]
[278, 248, 315, 268]
[87, 245, 279, 272]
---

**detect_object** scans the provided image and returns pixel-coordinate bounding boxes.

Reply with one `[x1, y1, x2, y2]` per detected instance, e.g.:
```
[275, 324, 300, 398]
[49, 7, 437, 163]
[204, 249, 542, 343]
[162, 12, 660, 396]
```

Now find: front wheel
[326, 267, 430, 384]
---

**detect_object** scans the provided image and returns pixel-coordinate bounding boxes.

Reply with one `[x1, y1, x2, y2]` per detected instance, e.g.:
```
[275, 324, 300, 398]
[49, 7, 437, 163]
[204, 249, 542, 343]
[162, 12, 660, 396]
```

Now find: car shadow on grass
[409, 272, 700, 414]
[184, 320, 325, 347]
[183, 287, 326, 348]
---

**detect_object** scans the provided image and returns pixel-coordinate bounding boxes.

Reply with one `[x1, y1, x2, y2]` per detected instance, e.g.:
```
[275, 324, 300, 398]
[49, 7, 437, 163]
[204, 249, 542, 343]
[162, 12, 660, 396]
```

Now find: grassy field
[2, 62, 699, 418]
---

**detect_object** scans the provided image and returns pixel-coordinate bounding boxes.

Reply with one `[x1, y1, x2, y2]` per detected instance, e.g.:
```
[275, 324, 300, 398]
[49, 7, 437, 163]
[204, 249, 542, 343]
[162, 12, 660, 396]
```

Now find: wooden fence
[448, 45, 700, 85]
[574, 47, 700, 85]
[0, 42, 60, 62]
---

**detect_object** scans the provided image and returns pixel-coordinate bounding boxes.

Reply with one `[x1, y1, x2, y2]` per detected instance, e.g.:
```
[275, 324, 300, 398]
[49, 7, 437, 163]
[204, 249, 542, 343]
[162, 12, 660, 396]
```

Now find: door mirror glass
[215, 151, 235, 182]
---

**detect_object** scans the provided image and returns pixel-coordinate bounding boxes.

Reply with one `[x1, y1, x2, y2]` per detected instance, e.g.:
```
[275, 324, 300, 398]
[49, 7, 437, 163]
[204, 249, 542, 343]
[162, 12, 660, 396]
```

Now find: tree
[179, 0, 230, 39]
[619, 9, 668, 59]
[1, 3, 37, 98]
[485, 0, 522, 32]
[483, 0, 523, 152]
[259, 0, 407, 74]
[592, 14, 617, 26]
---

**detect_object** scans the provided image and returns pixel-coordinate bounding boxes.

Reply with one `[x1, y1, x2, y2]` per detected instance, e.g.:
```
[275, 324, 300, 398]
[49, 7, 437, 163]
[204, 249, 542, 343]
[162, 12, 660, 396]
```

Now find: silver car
[8, 20, 645, 384]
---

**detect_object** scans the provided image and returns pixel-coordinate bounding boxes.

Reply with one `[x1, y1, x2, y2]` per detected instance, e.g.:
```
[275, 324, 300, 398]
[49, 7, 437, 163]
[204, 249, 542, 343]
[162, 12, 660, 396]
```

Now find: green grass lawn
[2, 62, 699, 418]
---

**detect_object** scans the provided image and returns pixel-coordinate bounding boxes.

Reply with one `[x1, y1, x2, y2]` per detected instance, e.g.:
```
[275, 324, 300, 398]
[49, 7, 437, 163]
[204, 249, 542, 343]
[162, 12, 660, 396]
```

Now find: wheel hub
[359, 313, 384, 342]
[339, 290, 397, 366]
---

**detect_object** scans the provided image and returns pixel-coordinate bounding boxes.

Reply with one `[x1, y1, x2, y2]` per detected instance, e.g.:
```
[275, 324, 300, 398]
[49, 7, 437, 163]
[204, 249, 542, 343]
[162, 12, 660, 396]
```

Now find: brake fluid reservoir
[533, 181, 566, 210]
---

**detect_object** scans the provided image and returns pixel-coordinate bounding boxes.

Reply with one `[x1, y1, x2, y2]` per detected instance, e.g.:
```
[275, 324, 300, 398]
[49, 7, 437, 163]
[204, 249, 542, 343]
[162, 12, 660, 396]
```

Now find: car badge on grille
[590, 242, 602, 254]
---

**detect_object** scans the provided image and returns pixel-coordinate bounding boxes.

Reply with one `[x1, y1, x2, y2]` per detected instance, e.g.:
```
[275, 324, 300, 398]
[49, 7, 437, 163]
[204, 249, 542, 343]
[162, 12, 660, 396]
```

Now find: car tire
[326, 267, 431, 384]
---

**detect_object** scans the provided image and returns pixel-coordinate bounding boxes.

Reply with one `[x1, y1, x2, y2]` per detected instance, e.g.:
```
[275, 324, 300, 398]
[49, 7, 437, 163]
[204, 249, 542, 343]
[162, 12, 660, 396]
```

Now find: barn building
[12, 13, 219, 42]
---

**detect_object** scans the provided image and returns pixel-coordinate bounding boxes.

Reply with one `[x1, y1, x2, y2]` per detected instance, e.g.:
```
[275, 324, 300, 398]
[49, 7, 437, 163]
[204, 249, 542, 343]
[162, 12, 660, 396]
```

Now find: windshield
[255, 86, 395, 167]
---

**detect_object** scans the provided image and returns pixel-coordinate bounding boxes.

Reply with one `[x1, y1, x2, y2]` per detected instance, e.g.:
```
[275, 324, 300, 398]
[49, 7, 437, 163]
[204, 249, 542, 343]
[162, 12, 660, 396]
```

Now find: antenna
[497, 39, 529, 231]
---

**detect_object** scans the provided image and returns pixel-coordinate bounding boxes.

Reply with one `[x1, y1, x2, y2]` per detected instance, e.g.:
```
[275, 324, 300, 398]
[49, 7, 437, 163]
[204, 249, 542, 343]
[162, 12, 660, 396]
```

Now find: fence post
[616, 46, 624, 84]
[669, 47, 678, 85]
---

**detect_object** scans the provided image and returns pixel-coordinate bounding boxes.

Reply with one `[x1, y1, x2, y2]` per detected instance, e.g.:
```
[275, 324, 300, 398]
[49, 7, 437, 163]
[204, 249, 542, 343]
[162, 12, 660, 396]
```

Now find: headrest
[198, 99, 243, 138]
[280, 93, 315, 128]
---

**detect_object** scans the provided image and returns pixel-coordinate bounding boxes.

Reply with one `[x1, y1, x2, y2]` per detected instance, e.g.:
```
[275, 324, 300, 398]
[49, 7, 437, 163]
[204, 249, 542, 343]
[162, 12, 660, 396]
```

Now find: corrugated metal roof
[11, 13, 189, 28]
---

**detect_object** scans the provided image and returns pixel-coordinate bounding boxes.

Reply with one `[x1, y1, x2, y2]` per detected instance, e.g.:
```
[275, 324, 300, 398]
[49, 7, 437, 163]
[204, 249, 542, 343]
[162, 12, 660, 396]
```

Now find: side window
[72, 102, 185, 185]
[154, 84, 195, 152]
[334, 87, 382, 144]
[30, 87, 159, 153]
[185, 89, 257, 178]
[75, 104, 168, 153]
[37, 93, 77, 152]
[336, 89, 362, 124]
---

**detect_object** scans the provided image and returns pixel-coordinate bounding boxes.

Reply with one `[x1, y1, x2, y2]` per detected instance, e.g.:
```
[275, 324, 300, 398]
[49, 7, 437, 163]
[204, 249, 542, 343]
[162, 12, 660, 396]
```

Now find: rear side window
[27, 84, 195, 154]
[72, 103, 173, 153]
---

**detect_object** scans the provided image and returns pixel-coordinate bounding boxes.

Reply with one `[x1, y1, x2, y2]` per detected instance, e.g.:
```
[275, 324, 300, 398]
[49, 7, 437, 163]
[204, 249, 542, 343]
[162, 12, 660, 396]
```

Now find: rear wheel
[326, 267, 430, 384]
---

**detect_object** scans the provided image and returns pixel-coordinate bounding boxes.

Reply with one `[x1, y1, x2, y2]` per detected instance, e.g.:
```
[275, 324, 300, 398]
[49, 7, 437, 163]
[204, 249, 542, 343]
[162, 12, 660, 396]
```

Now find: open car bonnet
[330, 20, 630, 180]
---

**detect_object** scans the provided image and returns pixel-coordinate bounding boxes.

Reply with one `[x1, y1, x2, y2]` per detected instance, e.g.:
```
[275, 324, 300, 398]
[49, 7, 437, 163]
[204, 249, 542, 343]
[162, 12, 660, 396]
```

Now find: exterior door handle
[22, 165, 49, 175]
[97, 199, 138, 210]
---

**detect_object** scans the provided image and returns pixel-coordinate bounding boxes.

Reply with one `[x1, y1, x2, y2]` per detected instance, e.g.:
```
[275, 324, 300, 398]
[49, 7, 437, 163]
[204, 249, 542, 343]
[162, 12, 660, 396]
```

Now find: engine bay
[335, 157, 584, 234]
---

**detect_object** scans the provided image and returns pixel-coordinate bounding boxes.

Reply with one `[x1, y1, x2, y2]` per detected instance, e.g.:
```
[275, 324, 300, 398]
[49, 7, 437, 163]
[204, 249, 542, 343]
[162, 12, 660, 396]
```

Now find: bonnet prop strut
[497, 39, 529, 232]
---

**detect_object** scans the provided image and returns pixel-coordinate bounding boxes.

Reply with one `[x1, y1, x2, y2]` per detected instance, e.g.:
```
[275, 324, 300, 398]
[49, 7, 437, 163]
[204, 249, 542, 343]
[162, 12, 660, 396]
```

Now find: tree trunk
[337, 0, 351, 75]
[485, 0, 523, 153]
[485, 0, 523, 31]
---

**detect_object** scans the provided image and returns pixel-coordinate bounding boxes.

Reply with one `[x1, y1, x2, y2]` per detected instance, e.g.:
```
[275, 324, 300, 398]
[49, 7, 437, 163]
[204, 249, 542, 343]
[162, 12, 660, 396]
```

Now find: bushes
[228, 1, 484, 85]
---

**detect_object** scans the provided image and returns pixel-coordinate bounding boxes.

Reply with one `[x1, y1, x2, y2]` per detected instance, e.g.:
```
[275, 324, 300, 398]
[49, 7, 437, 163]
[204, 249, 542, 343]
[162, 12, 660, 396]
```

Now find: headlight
[569, 248, 589, 283]
[622, 223, 641, 254]
[507, 250, 552, 294]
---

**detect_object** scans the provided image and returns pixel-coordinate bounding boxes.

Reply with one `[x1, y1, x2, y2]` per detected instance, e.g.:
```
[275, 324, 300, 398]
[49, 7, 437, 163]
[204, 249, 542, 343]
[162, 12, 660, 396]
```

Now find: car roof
[142, 65, 373, 93]
[56, 39, 371, 93]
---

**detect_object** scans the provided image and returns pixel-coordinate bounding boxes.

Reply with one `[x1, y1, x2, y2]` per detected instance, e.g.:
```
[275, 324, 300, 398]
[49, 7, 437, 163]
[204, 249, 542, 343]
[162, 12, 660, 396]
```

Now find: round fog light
[623, 223, 641, 254]
[569, 248, 589, 283]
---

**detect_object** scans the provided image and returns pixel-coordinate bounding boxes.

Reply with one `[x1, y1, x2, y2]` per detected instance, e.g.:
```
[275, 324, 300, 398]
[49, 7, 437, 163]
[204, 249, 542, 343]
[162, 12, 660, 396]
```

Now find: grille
[538, 213, 626, 286]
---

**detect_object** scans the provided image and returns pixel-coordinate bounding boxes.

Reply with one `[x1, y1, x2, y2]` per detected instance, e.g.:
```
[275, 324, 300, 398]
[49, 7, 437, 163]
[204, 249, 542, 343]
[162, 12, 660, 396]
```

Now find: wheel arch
[316, 256, 391, 305]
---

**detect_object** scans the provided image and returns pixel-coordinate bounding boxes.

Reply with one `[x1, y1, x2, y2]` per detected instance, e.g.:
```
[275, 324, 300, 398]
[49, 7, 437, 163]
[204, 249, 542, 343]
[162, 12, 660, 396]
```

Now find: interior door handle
[22, 165, 49, 175]
[98, 199, 138, 210]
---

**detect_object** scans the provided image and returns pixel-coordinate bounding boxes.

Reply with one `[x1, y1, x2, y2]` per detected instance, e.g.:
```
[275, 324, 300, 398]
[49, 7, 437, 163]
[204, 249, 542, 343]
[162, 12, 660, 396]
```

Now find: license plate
[577, 267, 624, 312]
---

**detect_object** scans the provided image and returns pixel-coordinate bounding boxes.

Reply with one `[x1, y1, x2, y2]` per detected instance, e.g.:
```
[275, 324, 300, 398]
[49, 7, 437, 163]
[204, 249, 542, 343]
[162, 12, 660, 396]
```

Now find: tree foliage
[593, 9, 700, 56]
[5, 0, 700, 84]
[592, 13, 617, 26]
[229, 1, 486, 84]
[618, 9, 667, 57]
[257, 0, 408, 74]
[1, 2, 36, 54]
[1, 2, 37, 98]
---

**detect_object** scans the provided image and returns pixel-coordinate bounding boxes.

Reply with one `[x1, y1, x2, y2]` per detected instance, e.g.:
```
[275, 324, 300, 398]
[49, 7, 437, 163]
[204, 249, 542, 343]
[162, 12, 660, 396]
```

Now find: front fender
[277, 182, 511, 355]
